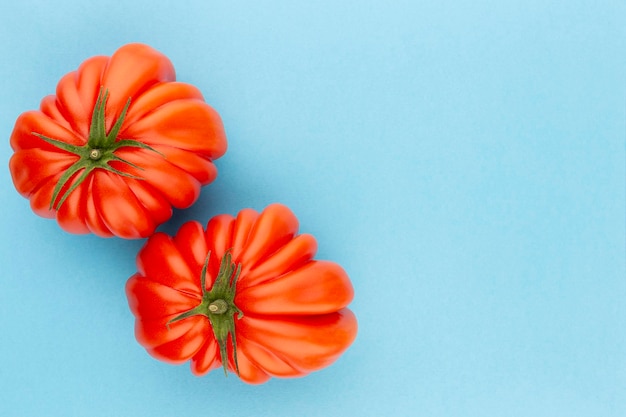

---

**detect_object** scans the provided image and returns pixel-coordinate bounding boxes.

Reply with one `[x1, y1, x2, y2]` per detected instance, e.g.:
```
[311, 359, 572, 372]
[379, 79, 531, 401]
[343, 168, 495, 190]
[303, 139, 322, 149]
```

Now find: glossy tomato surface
[9, 43, 227, 238]
[126, 203, 358, 384]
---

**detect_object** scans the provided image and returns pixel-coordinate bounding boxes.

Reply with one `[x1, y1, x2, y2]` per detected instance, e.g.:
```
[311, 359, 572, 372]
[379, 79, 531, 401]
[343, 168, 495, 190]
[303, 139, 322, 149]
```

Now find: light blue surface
[1, 1, 625, 416]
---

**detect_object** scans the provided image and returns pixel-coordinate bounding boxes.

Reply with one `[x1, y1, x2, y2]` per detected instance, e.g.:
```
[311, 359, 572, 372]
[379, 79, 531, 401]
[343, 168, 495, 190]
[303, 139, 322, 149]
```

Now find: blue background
[1, 1, 624, 416]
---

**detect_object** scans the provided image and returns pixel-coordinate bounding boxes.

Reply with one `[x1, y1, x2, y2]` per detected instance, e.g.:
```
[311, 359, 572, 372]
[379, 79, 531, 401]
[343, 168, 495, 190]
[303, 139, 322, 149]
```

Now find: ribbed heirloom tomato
[126, 204, 357, 384]
[9, 43, 227, 238]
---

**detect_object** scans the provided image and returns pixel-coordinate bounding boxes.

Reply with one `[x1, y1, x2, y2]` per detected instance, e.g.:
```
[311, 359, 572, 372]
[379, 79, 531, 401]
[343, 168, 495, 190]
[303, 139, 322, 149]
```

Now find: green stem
[33, 87, 160, 210]
[168, 251, 243, 376]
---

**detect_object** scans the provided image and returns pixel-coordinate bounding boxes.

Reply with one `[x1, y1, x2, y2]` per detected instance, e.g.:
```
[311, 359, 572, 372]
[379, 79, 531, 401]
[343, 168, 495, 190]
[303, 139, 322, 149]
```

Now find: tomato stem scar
[89, 149, 102, 160]
[209, 300, 229, 314]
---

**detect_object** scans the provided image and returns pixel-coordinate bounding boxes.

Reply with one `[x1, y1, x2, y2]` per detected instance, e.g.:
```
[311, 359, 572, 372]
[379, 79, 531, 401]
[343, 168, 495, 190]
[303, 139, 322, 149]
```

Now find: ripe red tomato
[126, 204, 357, 384]
[9, 43, 227, 238]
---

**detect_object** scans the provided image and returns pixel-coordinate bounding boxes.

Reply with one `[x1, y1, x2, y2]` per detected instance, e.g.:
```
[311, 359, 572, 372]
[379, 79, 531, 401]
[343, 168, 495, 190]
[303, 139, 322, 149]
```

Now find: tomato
[125, 203, 357, 384]
[9, 43, 227, 238]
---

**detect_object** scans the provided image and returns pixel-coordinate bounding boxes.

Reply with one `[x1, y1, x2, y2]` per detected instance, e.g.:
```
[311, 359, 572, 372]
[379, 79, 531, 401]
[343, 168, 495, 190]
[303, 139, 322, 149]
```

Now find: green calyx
[34, 88, 159, 210]
[168, 252, 243, 376]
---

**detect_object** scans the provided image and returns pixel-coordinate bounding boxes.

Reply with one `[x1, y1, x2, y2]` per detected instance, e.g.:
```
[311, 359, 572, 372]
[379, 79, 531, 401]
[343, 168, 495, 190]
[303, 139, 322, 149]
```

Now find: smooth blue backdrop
[1, 1, 624, 416]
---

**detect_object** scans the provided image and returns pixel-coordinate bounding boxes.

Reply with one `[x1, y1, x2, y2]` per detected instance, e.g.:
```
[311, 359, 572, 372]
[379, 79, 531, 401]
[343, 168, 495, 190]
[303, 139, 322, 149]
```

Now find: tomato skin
[9, 43, 227, 238]
[125, 204, 358, 384]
